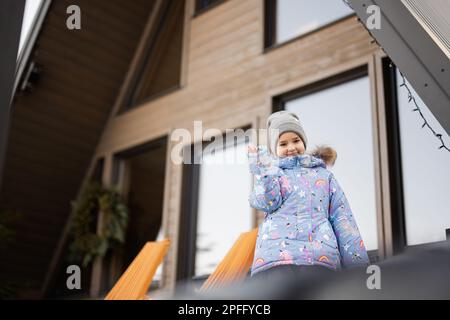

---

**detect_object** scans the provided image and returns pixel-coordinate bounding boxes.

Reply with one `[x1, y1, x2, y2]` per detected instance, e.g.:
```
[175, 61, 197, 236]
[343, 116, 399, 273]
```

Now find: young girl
[248, 111, 370, 280]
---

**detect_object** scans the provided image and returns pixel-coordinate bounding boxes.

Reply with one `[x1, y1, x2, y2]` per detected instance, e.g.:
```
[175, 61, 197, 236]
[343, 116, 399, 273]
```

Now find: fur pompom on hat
[267, 111, 308, 155]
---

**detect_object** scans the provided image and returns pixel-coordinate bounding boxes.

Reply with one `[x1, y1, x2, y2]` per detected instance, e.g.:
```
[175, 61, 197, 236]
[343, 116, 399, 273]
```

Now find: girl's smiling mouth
[286, 152, 298, 157]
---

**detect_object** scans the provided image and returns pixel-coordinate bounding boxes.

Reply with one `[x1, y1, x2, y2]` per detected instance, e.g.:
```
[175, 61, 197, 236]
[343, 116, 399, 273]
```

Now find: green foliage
[68, 181, 128, 267]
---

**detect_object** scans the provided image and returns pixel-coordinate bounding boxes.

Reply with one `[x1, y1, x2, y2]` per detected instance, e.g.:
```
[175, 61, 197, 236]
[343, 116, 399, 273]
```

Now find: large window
[122, 0, 184, 110]
[265, 0, 354, 47]
[178, 133, 253, 280]
[279, 70, 379, 252]
[111, 137, 167, 291]
[396, 69, 450, 246]
[195, 139, 253, 276]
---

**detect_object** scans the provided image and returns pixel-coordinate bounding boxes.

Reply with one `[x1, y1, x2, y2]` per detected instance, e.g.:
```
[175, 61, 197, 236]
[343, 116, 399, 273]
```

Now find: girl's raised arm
[248, 145, 291, 214]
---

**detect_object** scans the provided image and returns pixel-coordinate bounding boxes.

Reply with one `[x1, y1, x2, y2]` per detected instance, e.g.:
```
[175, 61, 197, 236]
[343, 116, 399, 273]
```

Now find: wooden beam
[348, 0, 450, 135]
[159, 129, 174, 289]
[369, 53, 387, 260]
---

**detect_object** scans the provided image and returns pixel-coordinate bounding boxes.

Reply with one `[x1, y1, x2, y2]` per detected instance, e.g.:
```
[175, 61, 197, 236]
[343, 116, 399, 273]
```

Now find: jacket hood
[275, 146, 337, 169]
[276, 154, 326, 169]
[253, 145, 336, 170]
[310, 146, 337, 167]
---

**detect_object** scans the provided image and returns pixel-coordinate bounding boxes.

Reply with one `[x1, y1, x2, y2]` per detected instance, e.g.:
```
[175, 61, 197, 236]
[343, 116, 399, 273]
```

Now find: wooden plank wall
[93, 0, 382, 292]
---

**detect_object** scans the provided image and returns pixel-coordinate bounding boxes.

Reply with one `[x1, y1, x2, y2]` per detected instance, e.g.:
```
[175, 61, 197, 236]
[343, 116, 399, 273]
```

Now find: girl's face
[276, 132, 305, 157]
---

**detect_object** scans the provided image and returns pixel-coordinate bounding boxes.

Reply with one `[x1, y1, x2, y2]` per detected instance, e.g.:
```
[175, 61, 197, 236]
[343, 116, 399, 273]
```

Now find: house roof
[0, 0, 156, 298]
[348, 0, 450, 135]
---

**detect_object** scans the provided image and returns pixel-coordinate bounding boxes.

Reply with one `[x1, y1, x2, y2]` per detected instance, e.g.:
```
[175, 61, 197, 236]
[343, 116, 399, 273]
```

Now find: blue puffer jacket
[248, 146, 370, 276]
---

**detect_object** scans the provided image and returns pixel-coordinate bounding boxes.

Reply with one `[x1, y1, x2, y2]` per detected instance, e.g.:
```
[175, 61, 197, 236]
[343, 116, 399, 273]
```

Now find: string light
[342, 0, 450, 152]
[396, 69, 450, 152]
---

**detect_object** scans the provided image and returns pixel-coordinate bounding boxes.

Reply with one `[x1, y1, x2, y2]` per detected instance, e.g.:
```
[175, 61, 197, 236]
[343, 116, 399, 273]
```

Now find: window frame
[263, 0, 356, 52]
[193, 0, 228, 17]
[381, 57, 407, 255]
[108, 135, 169, 291]
[177, 126, 252, 282]
[273, 65, 367, 111]
[177, 142, 200, 282]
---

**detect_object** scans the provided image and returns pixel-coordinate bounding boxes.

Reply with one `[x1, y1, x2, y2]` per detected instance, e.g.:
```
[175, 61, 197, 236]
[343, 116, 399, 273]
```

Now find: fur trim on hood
[310, 146, 337, 167]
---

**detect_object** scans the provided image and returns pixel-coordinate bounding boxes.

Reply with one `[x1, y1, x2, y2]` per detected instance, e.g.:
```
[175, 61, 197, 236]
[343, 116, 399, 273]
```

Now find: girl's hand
[248, 145, 276, 175]
[248, 145, 259, 175]
[248, 145, 258, 154]
[247, 144, 269, 157]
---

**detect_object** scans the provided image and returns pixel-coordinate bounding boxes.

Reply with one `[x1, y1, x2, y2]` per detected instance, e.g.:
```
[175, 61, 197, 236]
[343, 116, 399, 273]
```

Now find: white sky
[18, 0, 43, 57]
[397, 70, 450, 245]
[277, 0, 353, 43]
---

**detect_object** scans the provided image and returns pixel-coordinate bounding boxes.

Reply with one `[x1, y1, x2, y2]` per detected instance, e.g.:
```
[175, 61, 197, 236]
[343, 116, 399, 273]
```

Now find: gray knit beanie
[267, 111, 308, 155]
